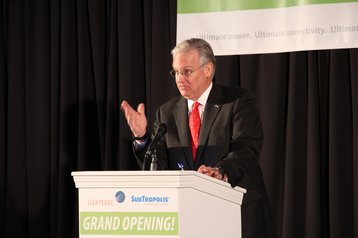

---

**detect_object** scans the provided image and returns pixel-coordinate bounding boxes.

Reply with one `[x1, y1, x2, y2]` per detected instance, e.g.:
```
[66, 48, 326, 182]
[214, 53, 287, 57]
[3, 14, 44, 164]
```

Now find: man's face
[172, 49, 213, 101]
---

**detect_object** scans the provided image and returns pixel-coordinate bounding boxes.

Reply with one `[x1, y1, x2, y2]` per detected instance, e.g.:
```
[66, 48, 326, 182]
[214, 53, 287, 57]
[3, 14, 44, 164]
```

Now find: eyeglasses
[169, 63, 207, 79]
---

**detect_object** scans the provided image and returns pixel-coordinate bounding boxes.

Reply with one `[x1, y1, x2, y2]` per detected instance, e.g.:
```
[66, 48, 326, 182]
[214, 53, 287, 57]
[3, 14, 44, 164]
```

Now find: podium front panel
[72, 171, 245, 238]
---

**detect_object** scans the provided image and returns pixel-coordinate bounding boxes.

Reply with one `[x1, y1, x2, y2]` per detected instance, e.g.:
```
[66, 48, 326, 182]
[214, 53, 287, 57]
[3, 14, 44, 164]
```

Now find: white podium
[72, 171, 246, 238]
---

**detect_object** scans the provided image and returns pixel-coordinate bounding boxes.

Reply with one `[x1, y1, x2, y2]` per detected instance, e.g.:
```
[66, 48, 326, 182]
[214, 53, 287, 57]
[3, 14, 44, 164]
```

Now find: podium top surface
[72, 170, 246, 205]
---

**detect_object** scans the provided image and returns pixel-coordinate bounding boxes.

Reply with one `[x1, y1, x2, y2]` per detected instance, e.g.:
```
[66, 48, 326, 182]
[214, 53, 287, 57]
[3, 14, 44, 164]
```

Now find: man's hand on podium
[197, 165, 228, 182]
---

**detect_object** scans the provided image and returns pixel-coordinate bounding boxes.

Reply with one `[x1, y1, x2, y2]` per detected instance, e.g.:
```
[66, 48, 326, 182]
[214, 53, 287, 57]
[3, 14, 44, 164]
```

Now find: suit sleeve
[215, 90, 264, 189]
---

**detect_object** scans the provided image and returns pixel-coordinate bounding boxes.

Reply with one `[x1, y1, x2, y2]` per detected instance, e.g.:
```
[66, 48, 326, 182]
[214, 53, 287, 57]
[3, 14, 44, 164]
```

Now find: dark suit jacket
[135, 83, 275, 238]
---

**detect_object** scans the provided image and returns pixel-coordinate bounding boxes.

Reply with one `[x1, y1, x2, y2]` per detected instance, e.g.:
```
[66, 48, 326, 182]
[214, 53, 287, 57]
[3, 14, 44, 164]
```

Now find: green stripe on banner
[80, 212, 178, 235]
[178, 0, 358, 13]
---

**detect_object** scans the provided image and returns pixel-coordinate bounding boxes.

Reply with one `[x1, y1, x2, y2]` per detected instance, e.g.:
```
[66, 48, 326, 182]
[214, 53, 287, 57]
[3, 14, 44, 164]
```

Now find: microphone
[147, 123, 167, 151]
[143, 123, 167, 171]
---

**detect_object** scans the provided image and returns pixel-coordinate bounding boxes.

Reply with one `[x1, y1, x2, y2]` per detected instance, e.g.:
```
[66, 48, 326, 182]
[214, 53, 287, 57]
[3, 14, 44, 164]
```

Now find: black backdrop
[1, 0, 357, 238]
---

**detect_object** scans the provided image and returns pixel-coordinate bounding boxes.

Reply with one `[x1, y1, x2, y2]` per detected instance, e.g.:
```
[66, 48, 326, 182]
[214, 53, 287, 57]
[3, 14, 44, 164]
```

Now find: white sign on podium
[72, 171, 246, 238]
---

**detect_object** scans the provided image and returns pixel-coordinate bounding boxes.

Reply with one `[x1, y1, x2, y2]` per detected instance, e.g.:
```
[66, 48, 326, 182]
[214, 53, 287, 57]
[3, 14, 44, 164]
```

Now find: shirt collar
[187, 82, 213, 111]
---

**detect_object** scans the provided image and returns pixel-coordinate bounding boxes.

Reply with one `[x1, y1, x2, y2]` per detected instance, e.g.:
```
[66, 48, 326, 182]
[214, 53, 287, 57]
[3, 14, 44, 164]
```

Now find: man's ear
[205, 62, 214, 78]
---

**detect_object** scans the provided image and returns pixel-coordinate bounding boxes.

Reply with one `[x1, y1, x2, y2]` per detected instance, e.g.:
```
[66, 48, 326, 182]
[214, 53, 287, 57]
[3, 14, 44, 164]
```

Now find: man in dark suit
[121, 38, 275, 238]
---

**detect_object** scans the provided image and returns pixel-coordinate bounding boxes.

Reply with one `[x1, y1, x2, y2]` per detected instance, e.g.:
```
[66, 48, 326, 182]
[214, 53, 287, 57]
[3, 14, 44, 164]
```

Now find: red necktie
[189, 102, 201, 161]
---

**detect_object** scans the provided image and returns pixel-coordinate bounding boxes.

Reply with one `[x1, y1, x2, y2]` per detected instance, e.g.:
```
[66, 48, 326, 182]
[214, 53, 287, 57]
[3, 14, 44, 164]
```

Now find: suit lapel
[174, 98, 194, 169]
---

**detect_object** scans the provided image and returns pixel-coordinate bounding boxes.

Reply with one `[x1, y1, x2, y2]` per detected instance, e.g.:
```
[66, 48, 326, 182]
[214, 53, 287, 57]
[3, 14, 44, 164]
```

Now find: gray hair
[171, 38, 216, 71]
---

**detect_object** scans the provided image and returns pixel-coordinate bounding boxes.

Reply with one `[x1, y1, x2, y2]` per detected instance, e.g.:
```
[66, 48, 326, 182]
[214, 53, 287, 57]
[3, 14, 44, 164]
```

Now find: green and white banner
[177, 0, 358, 55]
[78, 187, 179, 237]
[80, 212, 178, 236]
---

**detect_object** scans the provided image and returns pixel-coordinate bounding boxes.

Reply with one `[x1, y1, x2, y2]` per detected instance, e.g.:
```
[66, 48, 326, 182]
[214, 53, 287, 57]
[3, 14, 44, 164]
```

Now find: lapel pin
[177, 163, 184, 170]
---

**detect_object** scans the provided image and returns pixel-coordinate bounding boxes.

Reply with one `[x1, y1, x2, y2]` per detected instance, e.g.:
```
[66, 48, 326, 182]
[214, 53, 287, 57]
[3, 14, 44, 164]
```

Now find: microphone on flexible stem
[142, 123, 167, 171]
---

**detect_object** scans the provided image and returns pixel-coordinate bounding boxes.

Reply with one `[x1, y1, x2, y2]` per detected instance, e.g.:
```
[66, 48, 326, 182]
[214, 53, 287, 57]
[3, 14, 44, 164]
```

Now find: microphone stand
[149, 149, 158, 171]
[141, 123, 167, 171]
[143, 148, 159, 171]
[142, 149, 151, 171]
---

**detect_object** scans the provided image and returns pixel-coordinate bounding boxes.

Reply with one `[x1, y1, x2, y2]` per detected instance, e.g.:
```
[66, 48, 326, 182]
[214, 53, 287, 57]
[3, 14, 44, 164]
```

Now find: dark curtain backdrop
[0, 0, 357, 238]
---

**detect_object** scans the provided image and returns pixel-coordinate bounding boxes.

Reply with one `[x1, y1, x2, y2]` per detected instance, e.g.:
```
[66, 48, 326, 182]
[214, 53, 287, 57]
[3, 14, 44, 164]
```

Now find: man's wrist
[132, 132, 148, 141]
[217, 166, 228, 183]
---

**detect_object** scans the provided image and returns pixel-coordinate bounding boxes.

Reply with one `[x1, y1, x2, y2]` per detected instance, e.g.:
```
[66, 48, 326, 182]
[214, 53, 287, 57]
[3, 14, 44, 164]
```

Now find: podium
[72, 171, 246, 238]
